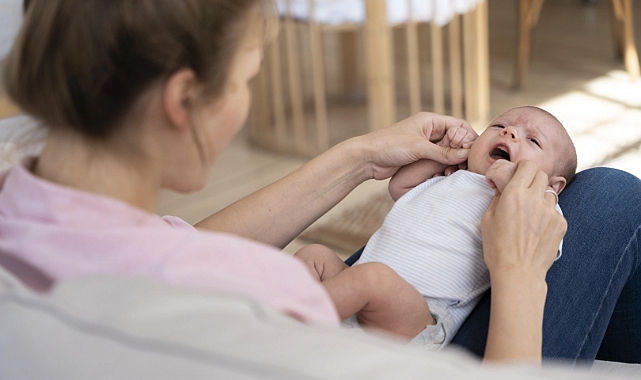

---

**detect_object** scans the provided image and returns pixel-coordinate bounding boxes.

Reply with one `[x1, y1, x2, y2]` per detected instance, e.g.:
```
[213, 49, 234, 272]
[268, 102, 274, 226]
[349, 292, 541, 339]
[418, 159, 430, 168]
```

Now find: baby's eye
[493, 124, 505, 129]
[530, 138, 541, 148]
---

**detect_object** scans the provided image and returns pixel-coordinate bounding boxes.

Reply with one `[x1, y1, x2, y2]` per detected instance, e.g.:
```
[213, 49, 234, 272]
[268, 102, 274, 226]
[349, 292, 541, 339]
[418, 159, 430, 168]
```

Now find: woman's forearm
[195, 138, 371, 248]
[484, 271, 548, 364]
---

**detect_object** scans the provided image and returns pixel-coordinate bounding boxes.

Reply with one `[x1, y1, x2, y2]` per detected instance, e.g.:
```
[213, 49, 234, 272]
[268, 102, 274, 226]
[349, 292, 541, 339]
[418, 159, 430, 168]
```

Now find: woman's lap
[450, 167, 641, 363]
[348, 167, 641, 363]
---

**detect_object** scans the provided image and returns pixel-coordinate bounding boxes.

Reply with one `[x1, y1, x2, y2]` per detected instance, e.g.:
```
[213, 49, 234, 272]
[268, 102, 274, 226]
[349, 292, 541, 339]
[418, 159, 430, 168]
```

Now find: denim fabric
[346, 167, 641, 363]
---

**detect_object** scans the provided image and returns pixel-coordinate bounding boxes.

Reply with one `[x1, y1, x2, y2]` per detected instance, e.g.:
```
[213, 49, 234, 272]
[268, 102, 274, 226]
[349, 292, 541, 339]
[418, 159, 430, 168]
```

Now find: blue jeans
[346, 167, 641, 363]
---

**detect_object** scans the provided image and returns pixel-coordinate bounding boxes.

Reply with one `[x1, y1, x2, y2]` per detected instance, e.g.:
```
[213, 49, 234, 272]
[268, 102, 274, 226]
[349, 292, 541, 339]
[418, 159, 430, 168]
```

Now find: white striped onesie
[356, 170, 563, 348]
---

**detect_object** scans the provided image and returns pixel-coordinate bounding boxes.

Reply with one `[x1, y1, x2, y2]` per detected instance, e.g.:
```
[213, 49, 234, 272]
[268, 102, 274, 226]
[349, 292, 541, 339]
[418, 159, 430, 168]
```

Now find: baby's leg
[294, 244, 348, 281]
[323, 262, 435, 340]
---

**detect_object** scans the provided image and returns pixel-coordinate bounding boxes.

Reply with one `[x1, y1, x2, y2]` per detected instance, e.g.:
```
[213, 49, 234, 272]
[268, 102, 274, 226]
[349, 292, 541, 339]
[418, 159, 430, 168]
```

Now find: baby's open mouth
[490, 146, 510, 161]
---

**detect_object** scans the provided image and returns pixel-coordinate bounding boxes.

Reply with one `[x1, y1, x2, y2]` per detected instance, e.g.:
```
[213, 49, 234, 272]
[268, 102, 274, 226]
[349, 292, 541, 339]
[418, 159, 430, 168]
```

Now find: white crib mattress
[277, 0, 483, 26]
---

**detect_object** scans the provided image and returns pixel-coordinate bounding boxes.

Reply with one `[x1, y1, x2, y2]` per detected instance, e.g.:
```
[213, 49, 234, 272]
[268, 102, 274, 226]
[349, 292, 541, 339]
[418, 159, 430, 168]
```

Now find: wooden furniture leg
[611, 0, 641, 78]
[514, 0, 545, 90]
[517, 0, 640, 89]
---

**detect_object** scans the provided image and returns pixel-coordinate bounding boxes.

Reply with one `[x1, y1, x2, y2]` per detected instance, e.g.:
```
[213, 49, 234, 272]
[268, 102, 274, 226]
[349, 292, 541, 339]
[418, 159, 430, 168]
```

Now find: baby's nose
[501, 126, 518, 140]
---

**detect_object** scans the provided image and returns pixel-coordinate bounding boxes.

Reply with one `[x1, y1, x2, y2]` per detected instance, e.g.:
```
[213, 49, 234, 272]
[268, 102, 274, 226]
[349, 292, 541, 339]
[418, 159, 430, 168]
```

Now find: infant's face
[467, 107, 565, 177]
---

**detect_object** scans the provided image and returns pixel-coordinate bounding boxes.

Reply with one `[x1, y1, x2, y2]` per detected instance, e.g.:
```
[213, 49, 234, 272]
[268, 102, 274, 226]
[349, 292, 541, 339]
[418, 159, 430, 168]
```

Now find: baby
[295, 106, 577, 348]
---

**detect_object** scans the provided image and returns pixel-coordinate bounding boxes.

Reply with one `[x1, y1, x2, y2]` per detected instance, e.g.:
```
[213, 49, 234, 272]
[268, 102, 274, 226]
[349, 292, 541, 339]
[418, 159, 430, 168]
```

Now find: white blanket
[277, 0, 482, 26]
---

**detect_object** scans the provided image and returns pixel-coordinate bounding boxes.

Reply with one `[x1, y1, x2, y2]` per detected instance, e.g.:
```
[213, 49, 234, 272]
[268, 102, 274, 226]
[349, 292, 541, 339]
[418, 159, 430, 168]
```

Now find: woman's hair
[5, 0, 276, 138]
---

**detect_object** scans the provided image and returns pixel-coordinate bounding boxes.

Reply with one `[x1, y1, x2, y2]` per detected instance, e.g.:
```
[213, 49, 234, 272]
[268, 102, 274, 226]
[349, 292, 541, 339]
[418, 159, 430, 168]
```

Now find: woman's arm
[480, 160, 567, 363]
[195, 113, 474, 248]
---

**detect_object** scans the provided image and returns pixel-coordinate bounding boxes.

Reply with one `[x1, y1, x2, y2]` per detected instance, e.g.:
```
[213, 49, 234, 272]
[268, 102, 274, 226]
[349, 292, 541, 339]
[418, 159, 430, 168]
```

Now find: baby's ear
[549, 175, 567, 195]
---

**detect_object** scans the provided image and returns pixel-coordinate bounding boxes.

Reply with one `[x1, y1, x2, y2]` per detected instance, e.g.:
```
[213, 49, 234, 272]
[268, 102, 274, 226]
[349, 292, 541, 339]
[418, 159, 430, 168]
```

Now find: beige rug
[299, 191, 394, 253]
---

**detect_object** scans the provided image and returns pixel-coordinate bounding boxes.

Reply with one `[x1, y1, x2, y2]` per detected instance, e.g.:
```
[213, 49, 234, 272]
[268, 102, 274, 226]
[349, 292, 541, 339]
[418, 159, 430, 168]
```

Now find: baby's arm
[388, 160, 449, 201]
[485, 159, 517, 193]
[388, 126, 476, 201]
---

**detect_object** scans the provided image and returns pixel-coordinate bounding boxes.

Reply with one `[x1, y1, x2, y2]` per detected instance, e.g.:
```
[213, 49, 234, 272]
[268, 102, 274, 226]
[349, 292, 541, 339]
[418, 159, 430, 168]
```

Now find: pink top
[0, 159, 339, 326]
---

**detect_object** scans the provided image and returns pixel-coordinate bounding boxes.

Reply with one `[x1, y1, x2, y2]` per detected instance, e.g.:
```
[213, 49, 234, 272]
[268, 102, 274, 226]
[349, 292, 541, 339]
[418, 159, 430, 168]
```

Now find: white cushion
[0, 266, 638, 379]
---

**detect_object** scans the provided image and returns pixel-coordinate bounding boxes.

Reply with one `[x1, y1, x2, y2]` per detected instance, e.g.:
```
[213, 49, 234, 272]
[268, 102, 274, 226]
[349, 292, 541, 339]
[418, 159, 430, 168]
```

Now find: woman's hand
[482, 160, 566, 277]
[387, 124, 477, 200]
[355, 112, 478, 180]
[481, 160, 567, 364]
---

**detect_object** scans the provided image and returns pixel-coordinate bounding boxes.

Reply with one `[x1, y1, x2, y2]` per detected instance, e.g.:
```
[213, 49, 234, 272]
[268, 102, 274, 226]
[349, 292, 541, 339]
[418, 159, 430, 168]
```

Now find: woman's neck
[34, 130, 162, 213]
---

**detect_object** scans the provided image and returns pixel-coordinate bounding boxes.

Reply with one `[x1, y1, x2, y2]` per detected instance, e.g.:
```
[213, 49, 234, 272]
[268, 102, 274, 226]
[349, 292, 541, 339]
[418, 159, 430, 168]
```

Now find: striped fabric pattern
[357, 170, 563, 343]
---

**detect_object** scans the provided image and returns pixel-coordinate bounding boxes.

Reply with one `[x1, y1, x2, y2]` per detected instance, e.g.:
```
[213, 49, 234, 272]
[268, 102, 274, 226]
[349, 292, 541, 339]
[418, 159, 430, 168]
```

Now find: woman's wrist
[484, 269, 548, 364]
[329, 135, 378, 183]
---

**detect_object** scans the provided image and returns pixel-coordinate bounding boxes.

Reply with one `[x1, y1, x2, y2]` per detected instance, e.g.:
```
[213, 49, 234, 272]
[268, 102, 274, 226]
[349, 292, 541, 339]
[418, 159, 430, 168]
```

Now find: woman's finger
[502, 160, 538, 193]
[529, 169, 549, 192]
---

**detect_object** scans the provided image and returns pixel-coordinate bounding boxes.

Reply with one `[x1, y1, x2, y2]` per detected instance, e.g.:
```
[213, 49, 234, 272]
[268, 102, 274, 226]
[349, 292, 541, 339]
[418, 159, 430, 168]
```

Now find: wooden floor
[2, 0, 641, 255]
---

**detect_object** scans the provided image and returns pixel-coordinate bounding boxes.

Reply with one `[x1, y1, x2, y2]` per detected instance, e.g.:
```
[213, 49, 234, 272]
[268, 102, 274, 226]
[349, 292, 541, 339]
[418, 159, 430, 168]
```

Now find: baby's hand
[437, 126, 477, 174]
[485, 159, 517, 193]
[438, 125, 477, 149]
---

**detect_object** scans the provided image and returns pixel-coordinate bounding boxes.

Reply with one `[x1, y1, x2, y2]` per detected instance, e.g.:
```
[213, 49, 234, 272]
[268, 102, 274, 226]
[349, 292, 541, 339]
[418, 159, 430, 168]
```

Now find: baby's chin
[466, 159, 491, 176]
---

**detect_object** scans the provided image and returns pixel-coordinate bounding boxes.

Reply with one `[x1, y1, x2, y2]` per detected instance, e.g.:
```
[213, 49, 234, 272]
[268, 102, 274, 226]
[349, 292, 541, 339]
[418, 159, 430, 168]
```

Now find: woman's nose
[500, 126, 518, 140]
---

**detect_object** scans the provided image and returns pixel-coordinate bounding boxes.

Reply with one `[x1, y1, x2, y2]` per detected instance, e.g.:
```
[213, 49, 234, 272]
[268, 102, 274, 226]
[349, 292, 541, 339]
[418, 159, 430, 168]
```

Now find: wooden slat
[476, 0, 491, 124]
[339, 30, 360, 93]
[449, 15, 463, 119]
[463, 8, 479, 123]
[405, 0, 421, 115]
[431, 21, 445, 115]
[365, 0, 396, 131]
[308, 0, 329, 150]
[268, 37, 287, 144]
[284, 0, 306, 149]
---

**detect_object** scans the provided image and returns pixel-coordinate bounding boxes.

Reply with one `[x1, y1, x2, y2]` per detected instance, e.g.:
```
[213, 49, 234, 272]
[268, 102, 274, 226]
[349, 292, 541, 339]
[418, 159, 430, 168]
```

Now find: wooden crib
[248, 0, 490, 157]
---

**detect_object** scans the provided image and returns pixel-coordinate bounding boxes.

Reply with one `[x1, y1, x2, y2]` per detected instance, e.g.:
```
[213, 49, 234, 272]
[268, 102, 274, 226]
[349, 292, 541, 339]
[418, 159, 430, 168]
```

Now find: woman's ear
[549, 175, 567, 195]
[163, 69, 197, 132]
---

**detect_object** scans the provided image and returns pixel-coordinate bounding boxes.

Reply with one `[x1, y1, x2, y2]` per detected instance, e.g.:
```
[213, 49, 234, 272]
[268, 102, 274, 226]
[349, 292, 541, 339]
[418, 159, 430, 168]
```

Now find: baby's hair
[5, 0, 276, 139]
[516, 106, 577, 186]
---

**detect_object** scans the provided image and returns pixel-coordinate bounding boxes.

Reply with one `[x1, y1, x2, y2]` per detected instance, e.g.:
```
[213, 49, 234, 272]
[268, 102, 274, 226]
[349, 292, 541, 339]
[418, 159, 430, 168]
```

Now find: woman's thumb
[432, 145, 469, 165]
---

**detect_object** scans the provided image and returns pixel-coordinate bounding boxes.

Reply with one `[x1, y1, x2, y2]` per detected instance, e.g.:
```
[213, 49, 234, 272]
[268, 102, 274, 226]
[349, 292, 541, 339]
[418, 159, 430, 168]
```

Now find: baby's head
[467, 106, 577, 194]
